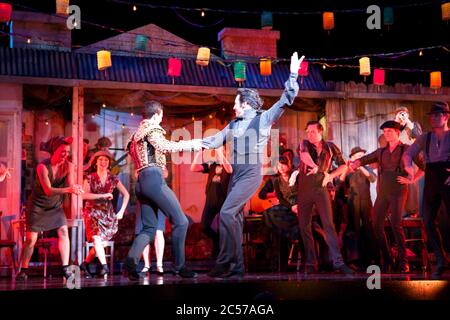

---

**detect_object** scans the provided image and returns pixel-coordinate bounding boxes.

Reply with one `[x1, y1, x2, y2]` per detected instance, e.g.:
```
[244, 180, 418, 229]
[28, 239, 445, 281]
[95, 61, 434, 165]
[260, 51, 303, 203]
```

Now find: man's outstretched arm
[261, 53, 304, 126]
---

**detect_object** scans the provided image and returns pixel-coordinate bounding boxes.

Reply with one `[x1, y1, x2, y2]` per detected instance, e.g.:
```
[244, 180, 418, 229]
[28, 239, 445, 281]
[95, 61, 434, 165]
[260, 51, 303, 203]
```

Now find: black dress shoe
[175, 266, 197, 278]
[207, 263, 230, 278]
[126, 270, 144, 281]
[99, 264, 110, 277]
[16, 270, 28, 281]
[80, 262, 93, 278]
[335, 264, 355, 275]
[223, 270, 244, 279]
[155, 266, 164, 276]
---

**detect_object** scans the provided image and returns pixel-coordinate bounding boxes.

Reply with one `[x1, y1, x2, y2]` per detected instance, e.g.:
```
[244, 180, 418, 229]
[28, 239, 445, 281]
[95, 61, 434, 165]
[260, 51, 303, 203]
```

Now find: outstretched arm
[149, 128, 202, 153]
[201, 123, 230, 150]
[261, 53, 303, 125]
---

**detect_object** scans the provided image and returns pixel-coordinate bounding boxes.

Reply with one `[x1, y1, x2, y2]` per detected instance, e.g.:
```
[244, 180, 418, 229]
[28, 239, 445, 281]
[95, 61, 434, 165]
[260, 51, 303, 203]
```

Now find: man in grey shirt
[403, 101, 450, 278]
[200, 52, 303, 278]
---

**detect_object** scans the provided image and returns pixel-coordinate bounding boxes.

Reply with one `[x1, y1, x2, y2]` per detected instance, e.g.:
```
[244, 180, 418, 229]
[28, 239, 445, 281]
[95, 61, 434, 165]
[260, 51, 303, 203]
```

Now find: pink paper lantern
[298, 61, 309, 77]
[0, 3, 12, 23]
[373, 69, 385, 86]
[167, 58, 182, 77]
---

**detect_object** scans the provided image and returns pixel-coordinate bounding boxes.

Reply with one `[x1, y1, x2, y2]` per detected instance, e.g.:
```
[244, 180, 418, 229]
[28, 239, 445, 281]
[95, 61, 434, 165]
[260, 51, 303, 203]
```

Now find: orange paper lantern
[359, 57, 371, 76]
[0, 3, 12, 22]
[442, 3, 450, 21]
[260, 59, 272, 77]
[430, 71, 442, 89]
[196, 47, 210, 67]
[323, 12, 335, 31]
[97, 50, 112, 71]
[56, 0, 70, 15]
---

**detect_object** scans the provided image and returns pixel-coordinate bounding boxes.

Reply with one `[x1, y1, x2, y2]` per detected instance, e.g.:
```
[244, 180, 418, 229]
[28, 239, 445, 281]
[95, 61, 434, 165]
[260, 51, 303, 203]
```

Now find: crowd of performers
[13, 52, 449, 281]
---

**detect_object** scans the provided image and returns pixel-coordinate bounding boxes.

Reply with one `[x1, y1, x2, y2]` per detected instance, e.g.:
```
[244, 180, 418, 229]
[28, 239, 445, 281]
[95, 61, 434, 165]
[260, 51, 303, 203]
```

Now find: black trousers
[373, 171, 408, 266]
[422, 162, 450, 267]
[126, 167, 189, 271]
[201, 202, 222, 253]
[297, 177, 345, 268]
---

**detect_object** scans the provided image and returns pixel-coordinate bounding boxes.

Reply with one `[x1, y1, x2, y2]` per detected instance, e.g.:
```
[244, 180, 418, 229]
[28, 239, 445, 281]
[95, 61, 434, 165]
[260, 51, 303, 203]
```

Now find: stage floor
[1, 271, 448, 318]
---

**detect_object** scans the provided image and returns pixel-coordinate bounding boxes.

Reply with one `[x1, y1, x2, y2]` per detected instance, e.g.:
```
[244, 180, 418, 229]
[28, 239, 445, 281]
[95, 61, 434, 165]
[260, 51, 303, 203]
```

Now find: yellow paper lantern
[97, 50, 112, 71]
[56, 0, 70, 15]
[260, 58, 272, 77]
[323, 12, 334, 31]
[196, 47, 211, 67]
[359, 57, 371, 76]
[442, 3, 450, 21]
[430, 71, 442, 89]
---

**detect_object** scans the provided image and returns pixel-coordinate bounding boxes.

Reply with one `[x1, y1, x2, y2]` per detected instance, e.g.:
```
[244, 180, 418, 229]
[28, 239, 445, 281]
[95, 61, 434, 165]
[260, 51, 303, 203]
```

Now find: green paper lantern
[261, 11, 273, 30]
[234, 61, 246, 82]
[135, 35, 149, 51]
[383, 7, 394, 26]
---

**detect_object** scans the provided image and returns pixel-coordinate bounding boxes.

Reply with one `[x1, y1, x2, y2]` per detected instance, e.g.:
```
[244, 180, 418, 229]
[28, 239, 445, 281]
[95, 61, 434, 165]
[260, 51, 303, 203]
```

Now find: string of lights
[106, 0, 447, 16]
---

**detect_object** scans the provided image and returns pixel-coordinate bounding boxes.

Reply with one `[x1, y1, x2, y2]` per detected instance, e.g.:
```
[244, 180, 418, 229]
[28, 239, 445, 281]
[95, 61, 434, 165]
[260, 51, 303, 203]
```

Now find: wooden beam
[1, 75, 449, 101]
[71, 86, 84, 220]
[346, 92, 450, 102]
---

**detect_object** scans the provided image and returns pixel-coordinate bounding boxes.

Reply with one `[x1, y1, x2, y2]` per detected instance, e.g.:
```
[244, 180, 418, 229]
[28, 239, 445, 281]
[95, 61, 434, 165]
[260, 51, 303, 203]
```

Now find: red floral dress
[83, 172, 119, 242]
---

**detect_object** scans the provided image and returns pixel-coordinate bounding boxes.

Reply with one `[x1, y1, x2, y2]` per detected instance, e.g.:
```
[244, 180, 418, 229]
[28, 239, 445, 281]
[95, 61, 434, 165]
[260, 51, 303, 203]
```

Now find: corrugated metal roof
[0, 47, 326, 90]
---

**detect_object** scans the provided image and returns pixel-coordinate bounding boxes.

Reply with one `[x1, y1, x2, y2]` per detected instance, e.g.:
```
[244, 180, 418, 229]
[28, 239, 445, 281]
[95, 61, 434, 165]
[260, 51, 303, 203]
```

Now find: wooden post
[71, 86, 84, 220]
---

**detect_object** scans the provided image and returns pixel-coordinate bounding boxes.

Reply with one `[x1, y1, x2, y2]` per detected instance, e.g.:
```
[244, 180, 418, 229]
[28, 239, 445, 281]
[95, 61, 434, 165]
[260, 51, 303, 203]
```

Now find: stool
[35, 238, 53, 278]
[0, 240, 17, 277]
[402, 218, 429, 272]
[384, 217, 429, 271]
[288, 240, 301, 272]
[84, 241, 114, 273]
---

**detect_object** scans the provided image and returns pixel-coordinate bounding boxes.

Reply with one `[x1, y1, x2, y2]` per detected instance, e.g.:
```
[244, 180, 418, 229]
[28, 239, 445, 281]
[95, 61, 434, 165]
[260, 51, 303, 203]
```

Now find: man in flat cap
[341, 146, 378, 267]
[403, 102, 450, 278]
[350, 120, 425, 273]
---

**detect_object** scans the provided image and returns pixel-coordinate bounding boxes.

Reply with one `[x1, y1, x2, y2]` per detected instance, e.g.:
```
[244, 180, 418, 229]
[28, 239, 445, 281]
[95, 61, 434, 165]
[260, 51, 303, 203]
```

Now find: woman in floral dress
[81, 150, 129, 277]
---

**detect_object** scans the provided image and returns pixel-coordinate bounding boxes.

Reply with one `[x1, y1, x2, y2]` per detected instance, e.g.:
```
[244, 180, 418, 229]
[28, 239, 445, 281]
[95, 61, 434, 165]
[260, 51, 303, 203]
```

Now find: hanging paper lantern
[134, 35, 148, 51]
[260, 59, 271, 77]
[373, 69, 385, 86]
[56, 0, 70, 15]
[323, 12, 334, 31]
[167, 58, 182, 77]
[298, 61, 309, 77]
[359, 57, 371, 76]
[442, 3, 450, 21]
[0, 3, 12, 22]
[196, 47, 211, 67]
[261, 11, 273, 30]
[97, 50, 112, 71]
[383, 7, 394, 26]
[430, 71, 442, 89]
[234, 61, 246, 82]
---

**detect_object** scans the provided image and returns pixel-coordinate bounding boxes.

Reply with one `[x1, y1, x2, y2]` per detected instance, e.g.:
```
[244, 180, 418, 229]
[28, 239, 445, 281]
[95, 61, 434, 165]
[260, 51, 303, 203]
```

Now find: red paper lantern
[298, 61, 309, 77]
[373, 69, 385, 86]
[0, 3, 12, 23]
[167, 58, 182, 84]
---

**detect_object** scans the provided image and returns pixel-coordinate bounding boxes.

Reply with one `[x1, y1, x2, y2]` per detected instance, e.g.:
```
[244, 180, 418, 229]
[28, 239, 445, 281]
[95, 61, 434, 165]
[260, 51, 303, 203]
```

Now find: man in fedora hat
[403, 101, 450, 278]
[341, 146, 378, 267]
[350, 121, 425, 273]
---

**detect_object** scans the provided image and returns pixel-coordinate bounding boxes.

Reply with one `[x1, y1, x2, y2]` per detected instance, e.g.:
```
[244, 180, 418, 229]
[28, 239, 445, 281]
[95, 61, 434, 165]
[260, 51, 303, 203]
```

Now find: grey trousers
[216, 164, 262, 272]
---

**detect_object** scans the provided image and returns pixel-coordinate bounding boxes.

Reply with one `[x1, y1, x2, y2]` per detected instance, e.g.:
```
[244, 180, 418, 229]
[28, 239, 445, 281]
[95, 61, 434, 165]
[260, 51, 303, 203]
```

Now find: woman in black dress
[16, 136, 83, 280]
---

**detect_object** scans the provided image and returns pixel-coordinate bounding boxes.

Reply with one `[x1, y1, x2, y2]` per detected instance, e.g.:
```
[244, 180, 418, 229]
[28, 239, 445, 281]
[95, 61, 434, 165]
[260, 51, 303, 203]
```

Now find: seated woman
[16, 136, 83, 281]
[81, 150, 130, 277]
[258, 156, 299, 270]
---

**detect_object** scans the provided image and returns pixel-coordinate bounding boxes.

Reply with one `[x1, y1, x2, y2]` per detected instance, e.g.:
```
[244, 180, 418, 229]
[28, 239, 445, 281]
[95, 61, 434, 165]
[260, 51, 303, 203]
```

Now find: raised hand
[290, 52, 305, 74]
